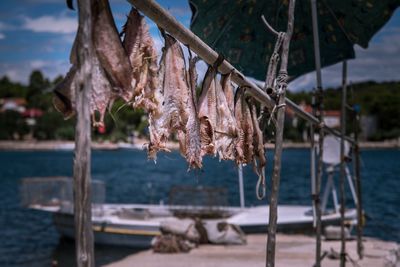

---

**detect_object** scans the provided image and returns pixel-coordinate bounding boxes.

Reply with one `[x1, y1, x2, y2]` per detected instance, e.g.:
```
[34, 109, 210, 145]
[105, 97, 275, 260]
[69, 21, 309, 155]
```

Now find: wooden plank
[73, 0, 95, 266]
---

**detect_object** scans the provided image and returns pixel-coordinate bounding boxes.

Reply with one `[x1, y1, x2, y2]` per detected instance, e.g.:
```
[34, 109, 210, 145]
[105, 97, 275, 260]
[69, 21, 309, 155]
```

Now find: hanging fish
[122, 7, 158, 111]
[214, 73, 238, 161]
[92, 0, 134, 102]
[53, 66, 77, 120]
[90, 56, 113, 127]
[234, 88, 254, 164]
[183, 52, 202, 169]
[250, 102, 267, 199]
[198, 66, 218, 156]
[53, 0, 128, 127]
[147, 32, 189, 161]
[221, 73, 235, 114]
[53, 57, 113, 128]
[242, 97, 254, 164]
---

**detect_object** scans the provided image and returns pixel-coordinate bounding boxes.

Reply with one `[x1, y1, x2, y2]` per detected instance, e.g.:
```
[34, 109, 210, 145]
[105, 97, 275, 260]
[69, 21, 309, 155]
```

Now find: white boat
[21, 177, 357, 248]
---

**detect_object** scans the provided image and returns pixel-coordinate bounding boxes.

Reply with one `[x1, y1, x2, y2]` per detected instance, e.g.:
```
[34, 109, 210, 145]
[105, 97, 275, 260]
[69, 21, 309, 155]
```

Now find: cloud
[0, 60, 71, 84]
[288, 26, 400, 91]
[22, 15, 77, 34]
[0, 21, 15, 35]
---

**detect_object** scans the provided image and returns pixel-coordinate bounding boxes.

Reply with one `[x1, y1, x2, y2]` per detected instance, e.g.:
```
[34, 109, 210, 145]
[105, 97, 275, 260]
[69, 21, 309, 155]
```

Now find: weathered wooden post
[339, 60, 348, 267]
[353, 110, 364, 259]
[310, 0, 324, 265]
[265, 1, 295, 266]
[73, 0, 95, 266]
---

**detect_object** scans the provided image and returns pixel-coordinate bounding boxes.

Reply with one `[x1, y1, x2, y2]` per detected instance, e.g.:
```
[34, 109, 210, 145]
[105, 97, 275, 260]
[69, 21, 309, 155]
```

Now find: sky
[0, 0, 399, 92]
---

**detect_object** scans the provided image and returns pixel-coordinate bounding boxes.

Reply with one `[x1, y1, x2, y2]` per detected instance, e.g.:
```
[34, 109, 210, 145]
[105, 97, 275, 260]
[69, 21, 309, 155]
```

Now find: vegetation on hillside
[0, 70, 399, 141]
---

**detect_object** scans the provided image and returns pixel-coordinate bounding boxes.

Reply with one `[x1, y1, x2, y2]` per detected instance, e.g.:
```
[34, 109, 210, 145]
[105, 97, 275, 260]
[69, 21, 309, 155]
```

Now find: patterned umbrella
[189, 0, 399, 80]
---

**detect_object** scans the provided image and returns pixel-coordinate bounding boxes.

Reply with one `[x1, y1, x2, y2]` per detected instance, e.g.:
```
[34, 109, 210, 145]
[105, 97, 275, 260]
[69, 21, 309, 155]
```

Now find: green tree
[0, 110, 29, 140]
[0, 76, 27, 98]
[26, 70, 51, 109]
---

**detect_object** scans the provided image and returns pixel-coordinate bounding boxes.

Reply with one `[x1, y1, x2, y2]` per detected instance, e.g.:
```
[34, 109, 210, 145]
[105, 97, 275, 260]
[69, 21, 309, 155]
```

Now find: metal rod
[126, 0, 355, 146]
[345, 165, 358, 205]
[340, 60, 348, 267]
[238, 164, 245, 209]
[310, 89, 317, 227]
[353, 108, 364, 259]
[310, 0, 323, 265]
[73, 0, 95, 266]
[321, 170, 334, 214]
[265, 1, 295, 267]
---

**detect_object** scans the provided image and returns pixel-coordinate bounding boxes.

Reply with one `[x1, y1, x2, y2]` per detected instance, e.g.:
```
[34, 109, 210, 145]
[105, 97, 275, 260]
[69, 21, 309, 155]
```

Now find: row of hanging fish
[53, 3, 266, 193]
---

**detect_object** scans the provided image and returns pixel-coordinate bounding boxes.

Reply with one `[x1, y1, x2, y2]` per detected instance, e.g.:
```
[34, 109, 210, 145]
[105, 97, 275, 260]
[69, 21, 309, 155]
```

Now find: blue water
[0, 149, 399, 266]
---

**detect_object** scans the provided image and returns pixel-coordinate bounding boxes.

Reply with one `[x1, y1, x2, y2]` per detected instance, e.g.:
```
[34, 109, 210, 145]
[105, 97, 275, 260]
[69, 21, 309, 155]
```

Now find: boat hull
[50, 204, 357, 248]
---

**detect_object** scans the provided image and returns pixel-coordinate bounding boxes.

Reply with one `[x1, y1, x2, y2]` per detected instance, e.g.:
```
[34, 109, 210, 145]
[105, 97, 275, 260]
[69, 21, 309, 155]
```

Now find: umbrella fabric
[189, 0, 399, 80]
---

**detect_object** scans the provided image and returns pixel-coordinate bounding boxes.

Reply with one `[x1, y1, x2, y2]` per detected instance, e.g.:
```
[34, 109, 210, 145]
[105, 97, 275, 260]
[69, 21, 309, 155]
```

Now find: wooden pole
[73, 0, 95, 266]
[340, 60, 348, 267]
[265, 1, 295, 267]
[353, 108, 364, 259]
[310, 0, 323, 265]
[126, 0, 355, 145]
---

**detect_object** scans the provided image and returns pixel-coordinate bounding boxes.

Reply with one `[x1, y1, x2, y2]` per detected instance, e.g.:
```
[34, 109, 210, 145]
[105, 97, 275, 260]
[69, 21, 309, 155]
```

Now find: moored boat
[21, 177, 357, 248]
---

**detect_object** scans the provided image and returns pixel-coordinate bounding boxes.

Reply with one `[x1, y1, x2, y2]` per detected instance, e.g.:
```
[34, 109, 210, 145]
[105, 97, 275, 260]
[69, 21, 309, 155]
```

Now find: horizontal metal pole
[127, 0, 355, 145]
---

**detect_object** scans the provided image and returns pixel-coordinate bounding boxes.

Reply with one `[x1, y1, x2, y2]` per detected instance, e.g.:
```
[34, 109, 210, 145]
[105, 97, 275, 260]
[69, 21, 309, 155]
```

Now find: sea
[0, 148, 399, 266]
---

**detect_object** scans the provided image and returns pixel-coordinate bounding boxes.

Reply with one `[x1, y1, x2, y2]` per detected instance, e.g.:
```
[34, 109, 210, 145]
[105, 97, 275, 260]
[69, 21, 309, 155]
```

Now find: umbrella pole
[340, 60, 348, 267]
[310, 0, 324, 266]
[73, 0, 95, 266]
[265, 1, 295, 267]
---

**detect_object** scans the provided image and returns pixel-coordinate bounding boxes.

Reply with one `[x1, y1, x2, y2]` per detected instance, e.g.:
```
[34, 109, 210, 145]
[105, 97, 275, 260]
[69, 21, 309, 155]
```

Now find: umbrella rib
[261, 15, 279, 37]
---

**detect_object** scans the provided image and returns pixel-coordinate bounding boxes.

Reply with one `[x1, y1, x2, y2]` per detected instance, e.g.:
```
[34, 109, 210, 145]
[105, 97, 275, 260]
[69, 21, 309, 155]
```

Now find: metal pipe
[310, 0, 323, 265]
[345, 165, 358, 205]
[126, 0, 355, 145]
[340, 60, 348, 267]
[310, 89, 317, 227]
[238, 164, 245, 209]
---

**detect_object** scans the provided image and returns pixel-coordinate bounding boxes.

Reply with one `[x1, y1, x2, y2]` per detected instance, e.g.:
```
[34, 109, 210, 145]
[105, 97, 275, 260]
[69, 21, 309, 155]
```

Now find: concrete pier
[104, 234, 399, 267]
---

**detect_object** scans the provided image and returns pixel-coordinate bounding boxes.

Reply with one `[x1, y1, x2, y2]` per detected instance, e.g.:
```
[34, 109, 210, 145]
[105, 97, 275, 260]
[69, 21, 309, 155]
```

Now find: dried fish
[251, 103, 266, 172]
[251, 103, 267, 199]
[147, 33, 189, 161]
[90, 56, 113, 127]
[214, 74, 238, 161]
[234, 88, 253, 164]
[53, 66, 77, 120]
[220, 73, 235, 114]
[242, 95, 254, 164]
[198, 66, 218, 156]
[53, 58, 113, 128]
[92, 0, 133, 102]
[122, 7, 158, 111]
[183, 53, 202, 169]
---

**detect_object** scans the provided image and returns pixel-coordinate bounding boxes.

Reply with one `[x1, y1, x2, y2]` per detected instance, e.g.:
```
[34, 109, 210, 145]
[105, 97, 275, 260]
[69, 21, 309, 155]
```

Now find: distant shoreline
[0, 139, 398, 151]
